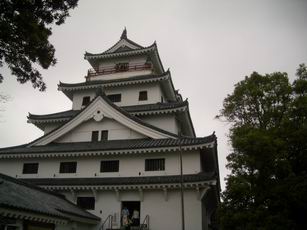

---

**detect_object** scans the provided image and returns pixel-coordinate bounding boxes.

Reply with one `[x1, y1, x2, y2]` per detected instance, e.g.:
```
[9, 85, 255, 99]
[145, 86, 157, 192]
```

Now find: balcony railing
[86, 63, 152, 78]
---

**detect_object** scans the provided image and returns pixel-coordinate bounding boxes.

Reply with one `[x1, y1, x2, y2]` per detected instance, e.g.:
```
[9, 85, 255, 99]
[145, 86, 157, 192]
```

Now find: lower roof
[0, 173, 100, 222]
[28, 101, 188, 122]
[0, 135, 216, 155]
[21, 172, 216, 186]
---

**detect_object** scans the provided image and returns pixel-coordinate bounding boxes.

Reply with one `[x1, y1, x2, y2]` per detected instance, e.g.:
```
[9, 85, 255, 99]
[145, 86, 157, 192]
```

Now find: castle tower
[0, 30, 220, 230]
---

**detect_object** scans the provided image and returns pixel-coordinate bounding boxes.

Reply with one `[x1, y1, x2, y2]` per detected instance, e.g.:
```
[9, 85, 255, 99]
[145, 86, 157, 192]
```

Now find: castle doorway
[121, 201, 140, 227]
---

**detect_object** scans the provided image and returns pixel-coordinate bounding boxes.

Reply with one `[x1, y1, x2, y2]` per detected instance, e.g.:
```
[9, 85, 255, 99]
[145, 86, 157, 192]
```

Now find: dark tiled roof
[28, 110, 79, 120]
[28, 101, 188, 121]
[0, 173, 100, 221]
[85, 29, 144, 57]
[122, 101, 187, 113]
[0, 136, 215, 154]
[21, 172, 216, 186]
[84, 43, 156, 59]
[58, 71, 169, 89]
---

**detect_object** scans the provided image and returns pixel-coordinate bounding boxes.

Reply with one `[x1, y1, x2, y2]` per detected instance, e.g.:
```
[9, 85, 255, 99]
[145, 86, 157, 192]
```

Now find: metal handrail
[139, 215, 149, 230]
[100, 214, 113, 230]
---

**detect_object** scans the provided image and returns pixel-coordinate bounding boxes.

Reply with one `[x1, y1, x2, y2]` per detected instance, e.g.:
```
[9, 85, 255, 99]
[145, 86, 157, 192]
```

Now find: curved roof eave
[84, 43, 156, 60]
[0, 135, 217, 156]
[27, 101, 189, 125]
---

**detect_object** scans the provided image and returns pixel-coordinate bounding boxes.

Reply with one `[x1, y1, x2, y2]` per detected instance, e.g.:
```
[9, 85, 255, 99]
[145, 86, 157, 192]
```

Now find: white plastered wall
[104, 83, 163, 107]
[55, 117, 146, 143]
[63, 189, 202, 230]
[71, 82, 164, 111]
[0, 150, 201, 179]
[142, 114, 179, 135]
[72, 89, 97, 110]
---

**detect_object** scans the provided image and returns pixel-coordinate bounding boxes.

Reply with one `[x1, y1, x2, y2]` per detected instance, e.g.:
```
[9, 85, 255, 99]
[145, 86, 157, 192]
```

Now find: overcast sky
[1, 0, 307, 190]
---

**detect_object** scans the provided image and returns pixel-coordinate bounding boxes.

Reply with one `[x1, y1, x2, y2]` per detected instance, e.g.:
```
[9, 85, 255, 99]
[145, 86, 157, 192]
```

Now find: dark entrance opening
[121, 201, 140, 227]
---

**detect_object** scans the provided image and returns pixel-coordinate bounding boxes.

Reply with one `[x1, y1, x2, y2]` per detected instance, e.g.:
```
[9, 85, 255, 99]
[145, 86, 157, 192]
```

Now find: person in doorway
[132, 209, 140, 226]
[122, 207, 131, 229]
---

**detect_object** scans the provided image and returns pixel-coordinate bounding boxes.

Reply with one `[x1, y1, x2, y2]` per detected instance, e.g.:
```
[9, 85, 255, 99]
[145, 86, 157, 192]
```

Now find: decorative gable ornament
[93, 110, 104, 122]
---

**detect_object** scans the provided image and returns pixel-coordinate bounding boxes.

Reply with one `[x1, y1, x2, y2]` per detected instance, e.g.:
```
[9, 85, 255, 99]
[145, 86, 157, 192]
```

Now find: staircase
[106, 227, 148, 230]
[103, 215, 149, 230]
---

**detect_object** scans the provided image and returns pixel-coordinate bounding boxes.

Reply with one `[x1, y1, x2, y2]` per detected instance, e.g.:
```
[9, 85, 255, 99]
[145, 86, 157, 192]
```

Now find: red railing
[86, 63, 152, 78]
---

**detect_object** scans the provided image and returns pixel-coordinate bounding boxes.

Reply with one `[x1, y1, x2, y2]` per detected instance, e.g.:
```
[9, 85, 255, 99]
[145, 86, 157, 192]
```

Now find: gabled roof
[102, 28, 144, 54]
[28, 92, 177, 146]
[0, 135, 216, 155]
[85, 43, 155, 59]
[84, 29, 165, 74]
[27, 101, 195, 136]
[85, 29, 144, 57]
[0, 173, 100, 222]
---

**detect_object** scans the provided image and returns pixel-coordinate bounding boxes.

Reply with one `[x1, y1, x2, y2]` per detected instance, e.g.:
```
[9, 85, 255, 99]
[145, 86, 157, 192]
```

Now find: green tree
[0, 0, 78, 91]
[218, 65, 307, 230]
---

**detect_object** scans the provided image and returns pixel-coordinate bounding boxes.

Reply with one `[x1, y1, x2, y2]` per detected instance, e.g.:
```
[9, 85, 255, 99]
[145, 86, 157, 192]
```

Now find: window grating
[139, 91, 148, 101]
[145, 158, 165, 171]
[22, 163, 39, 174]
[77, 197, 95, 210]
[107, 94, 121, 102]
[82, 96, 91, 106]
[59, 162, 77, 173]
[92, 131, 99, 142]
[101, 130, 108, 141]
[100, 160, 119, 172]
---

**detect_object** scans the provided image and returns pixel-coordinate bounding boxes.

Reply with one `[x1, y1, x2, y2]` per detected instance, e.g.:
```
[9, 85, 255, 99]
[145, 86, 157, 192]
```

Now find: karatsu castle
[0, 29, 220, 230]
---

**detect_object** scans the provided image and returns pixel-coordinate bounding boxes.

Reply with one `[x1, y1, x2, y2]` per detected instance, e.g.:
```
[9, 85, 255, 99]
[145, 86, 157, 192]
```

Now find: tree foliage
[0, 0, 78, 91]
[218, 65, 307, 230]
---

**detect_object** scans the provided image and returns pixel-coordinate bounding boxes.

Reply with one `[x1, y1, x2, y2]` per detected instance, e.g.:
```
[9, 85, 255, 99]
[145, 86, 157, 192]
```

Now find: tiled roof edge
[58, 70, 170, 90]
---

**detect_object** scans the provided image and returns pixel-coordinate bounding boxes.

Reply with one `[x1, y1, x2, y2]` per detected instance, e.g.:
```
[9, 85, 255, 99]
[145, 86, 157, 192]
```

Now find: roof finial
[121, 27, 127, 39]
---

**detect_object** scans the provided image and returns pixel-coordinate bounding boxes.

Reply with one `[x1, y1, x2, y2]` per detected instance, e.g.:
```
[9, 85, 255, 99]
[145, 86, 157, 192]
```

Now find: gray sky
[1, 0, 307, 190]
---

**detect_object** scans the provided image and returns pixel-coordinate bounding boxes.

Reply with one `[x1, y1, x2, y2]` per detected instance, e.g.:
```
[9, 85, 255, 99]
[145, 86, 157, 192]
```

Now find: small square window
[100, 160, 119, 172]
[139, 91, 148, 101]
[145, 159, 165, 171]
[77, 197, 95, 210]
[101, 130, 108, 141]
[92, 131, 99, 142]
[59, 162, 77, 173]
[82, 96, 91, 106]
[107, 94, 121, 102]
[22, 163, 39, 174]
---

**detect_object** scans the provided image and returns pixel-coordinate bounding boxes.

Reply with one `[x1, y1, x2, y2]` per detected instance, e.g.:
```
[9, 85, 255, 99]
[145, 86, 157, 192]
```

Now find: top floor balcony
[86, 63, 152, 80]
